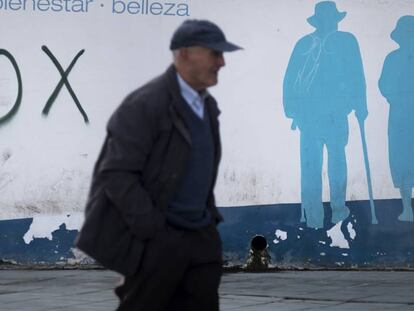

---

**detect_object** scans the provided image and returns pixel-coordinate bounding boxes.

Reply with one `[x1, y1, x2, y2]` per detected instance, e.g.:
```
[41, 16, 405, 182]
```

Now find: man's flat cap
[170, 19, 242, 52]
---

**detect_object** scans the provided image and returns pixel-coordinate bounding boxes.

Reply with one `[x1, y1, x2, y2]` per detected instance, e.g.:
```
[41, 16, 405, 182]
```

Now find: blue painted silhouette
[379, 16, 414, 222]
[283, 1, 368, 229]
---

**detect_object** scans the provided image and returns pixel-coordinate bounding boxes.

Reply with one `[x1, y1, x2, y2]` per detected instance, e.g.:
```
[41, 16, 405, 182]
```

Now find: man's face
[184, 46, 225, 91]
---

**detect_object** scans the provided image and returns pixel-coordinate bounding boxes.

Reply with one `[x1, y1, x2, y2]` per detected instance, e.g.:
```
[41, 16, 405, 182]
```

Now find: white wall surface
[0, 0, 412, 220]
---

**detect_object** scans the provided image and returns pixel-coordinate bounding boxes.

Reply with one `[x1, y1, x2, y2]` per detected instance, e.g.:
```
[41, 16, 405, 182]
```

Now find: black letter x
[41, 46, 89, 123]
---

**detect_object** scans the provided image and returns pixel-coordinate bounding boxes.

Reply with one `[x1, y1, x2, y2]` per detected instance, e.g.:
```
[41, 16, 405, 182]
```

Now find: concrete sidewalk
[0, 269, 413, 310]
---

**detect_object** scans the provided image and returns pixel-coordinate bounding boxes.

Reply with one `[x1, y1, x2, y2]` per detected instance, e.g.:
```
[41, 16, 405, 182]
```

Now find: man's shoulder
[127, 71, 170, 106]
[330, 31, 359, 44]
[119, 69, 174, 115]
[108, 68, 175, 130]
[295, 31, 358, 45]
[294, 34, 314, 51]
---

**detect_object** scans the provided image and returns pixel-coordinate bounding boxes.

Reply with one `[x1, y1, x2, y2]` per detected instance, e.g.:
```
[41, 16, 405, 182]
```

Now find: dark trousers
[115, 223, 222, 311]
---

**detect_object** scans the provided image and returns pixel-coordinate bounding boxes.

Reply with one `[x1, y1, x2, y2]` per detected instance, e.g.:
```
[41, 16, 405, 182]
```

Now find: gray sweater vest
[167, 102, 214, 229]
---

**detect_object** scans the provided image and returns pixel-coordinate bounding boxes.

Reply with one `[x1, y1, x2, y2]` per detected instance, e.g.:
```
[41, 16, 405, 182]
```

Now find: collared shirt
[176, 73, 209, 119]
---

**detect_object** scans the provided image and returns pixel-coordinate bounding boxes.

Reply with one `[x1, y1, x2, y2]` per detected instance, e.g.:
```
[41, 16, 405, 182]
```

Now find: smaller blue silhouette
[283, 1, 368, 229]
[379, 16, 414, 222]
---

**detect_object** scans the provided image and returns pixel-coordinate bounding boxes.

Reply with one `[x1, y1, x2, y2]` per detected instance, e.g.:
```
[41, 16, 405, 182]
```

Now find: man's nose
[217, 54, 225, 67]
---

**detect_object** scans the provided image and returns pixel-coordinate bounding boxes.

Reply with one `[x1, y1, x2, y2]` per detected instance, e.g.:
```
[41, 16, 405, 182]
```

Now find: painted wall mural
[379, 15, 414, 223]
[283, 1, 370, 229]
[0, 0, 414, 268]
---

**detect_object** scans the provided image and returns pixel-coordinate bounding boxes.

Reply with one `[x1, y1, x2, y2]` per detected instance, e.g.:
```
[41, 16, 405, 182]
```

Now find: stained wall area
[0, 0, 414, 268]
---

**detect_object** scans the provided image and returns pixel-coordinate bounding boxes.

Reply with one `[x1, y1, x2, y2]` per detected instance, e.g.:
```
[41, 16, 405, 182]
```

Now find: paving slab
[0, 270, 413, 310]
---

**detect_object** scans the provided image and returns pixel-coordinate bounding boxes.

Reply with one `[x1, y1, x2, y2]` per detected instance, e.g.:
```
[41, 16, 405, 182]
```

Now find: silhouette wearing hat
[379, 15, 414, 222]
[283, 1, 368, 229]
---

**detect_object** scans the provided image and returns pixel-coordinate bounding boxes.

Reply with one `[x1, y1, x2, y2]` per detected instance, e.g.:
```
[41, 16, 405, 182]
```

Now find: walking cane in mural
[283, 1, 369, 229]
[358, 118, 378, 224]
[379, 16, 414, 222]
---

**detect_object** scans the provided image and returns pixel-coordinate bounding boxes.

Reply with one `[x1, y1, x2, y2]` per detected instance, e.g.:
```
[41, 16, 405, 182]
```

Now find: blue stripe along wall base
[0, 199, 413, 268]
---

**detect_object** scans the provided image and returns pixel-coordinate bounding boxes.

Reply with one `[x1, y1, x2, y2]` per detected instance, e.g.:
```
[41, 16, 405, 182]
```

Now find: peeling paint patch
[347, 222, 356, 240]
[273, 229, 287, 244]
[23, 213, 83, 244]
[327, 221, 350, 249]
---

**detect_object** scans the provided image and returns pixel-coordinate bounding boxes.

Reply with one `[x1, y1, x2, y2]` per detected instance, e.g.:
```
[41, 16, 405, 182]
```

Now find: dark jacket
[75, 65, 223, 276]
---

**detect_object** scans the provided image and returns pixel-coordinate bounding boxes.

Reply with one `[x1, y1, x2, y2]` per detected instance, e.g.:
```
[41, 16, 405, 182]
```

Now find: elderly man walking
[283, 1, 368, 229]
[76, 20, 241, 311]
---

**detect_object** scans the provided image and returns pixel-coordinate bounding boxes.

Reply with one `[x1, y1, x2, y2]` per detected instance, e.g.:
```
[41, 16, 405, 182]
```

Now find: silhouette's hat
[170, 19, 242, 52]
[391, 15, 414, 45]
[307, 1, 347, 28]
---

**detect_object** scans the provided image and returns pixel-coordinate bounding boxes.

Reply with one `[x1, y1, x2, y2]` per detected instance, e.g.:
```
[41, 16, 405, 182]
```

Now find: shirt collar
[177, 73, 199, 103]
[176, 73, 209, 118]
